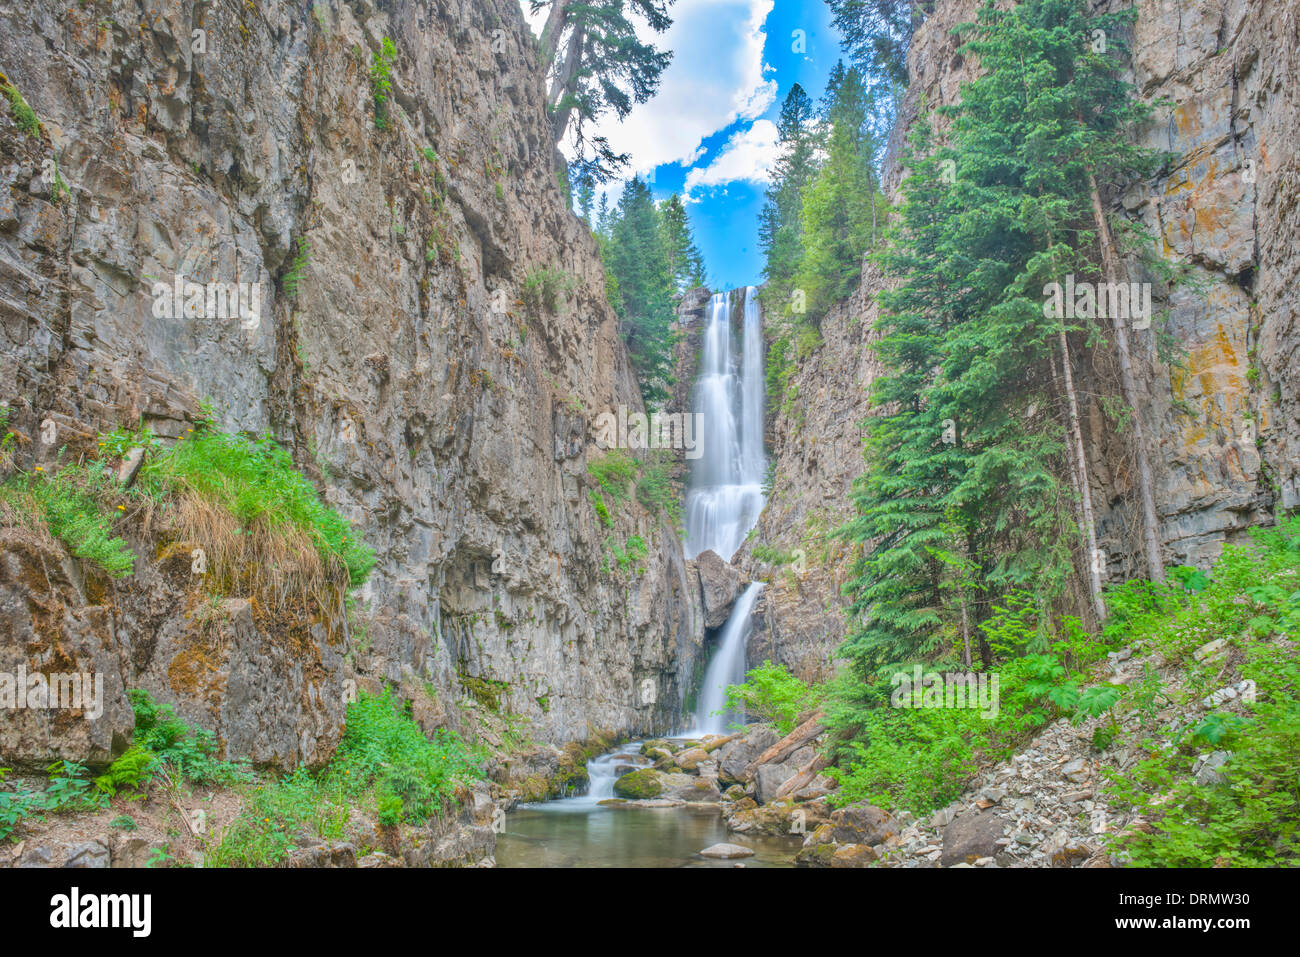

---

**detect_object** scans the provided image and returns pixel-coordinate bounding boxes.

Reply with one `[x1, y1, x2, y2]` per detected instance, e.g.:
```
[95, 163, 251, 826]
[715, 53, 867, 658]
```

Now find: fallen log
[773, 752, 831, 801]
[742, 710, 826, 782]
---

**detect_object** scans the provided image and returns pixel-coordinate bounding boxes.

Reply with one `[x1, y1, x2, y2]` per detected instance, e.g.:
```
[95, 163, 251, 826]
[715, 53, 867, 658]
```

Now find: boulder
[941, 810, 1005, 867]
[717, 725, 780, 784]
[1193, 750, 1230, 786]
[62, 841, 110, 868]
[829, 805, 898, 846]
[696, 550, 742, 629]
[728, 799, 830, 837]
[613, 768, 663, 799]
[674, 746, 711, 771]
[287, 841, 357, 868]
[699, 842, 755, 860]
[831, 844, 878, 868]
[794, 842, 837, 867]
[755, 763, 797, 803]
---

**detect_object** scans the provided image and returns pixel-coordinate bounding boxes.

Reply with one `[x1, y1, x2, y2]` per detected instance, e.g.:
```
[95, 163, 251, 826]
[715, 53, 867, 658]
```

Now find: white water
[681, 287, 766, 735]
[684, 581, 764, 735]
[684, 289, 766, 562]
[531, 747, 645, 809]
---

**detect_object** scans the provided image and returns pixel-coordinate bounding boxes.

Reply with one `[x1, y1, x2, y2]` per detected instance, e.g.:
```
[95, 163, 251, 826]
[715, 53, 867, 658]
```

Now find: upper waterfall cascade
[683, 287, 766, 734]
[684, 288, 766, 562]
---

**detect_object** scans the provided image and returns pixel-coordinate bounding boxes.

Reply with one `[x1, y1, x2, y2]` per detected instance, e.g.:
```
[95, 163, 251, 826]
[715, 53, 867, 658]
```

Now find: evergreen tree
[758, 83, 818, 317]
[533, 1, 675, 181]
[794, 65, 885, 319]
[839, 0, 1162, 677]
[658, 193, 706, 293]
[595, 178, 706, 406]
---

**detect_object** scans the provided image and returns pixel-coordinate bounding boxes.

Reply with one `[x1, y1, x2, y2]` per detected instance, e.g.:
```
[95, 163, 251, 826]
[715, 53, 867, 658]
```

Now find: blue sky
[524, 0, 845, 291]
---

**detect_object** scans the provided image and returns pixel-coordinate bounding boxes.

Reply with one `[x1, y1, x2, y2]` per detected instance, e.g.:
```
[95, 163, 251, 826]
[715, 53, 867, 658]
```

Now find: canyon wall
[0, 0, 698, 768]
[753, 0, 1300, 676]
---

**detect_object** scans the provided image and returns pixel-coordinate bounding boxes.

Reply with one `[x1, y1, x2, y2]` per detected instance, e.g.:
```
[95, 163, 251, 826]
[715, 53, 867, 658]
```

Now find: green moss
[612, 768, 662, 800]
[1, 79, 40, 138]
[460, 673, 509, 713]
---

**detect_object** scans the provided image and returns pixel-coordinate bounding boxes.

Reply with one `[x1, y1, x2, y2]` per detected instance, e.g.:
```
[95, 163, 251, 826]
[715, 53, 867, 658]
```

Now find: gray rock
[941, 811, 1005, 867]
[1193, 750, 1231, 786]
[699, 842, 754, 859]
[830, 805, 899, 846]
[18, 845, 53, 868]
[755, 763, 796, 803]
[1061, 758, 1090, 783]
[62, 841, 110, 868]
[696, 550, 742, 629]
[717, 725, 780, 784]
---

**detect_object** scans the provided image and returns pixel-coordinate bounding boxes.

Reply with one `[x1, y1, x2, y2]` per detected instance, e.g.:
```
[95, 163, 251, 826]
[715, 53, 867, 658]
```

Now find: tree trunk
[1087, 172, 1166, 583]
[548, 25, 584, 143]
[538, 0, 569, 65]
[742, 711, 826, 781]
[1053, 328, 1108, 623]
[959, 583, 972, 667]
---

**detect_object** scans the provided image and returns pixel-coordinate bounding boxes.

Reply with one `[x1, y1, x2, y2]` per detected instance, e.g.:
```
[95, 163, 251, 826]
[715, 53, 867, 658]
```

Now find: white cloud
[524, 0, 777, 178]
[683, 119, 779, 195]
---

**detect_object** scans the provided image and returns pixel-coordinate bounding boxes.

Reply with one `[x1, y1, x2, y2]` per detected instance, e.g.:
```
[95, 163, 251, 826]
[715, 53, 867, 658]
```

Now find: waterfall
[683, 287, 766, 735]
[685, 289, 766, 562]
[687, 582, 764, 735]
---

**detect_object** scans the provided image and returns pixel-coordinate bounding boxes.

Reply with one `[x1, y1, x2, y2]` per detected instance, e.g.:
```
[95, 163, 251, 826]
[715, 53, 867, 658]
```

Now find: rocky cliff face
[754, 0, 1300, 673]
[0, 0, 697, 768]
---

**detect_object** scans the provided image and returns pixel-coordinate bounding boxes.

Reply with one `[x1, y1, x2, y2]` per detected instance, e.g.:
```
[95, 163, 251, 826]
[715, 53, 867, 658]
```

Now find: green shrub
[2, 79, 40, 138]
[522, 267, 575, 315]
[370, 37, 397, 130]
[93, 745, 158, 797]
[723, 661, 822, 735]
[635, 452, 682, 527]
[208, 689, 483, 867]
[281, 237, 311, 298]
[127, 689, 249, 787]
[588, 488, 612, 528]
[588, 450, 636, 503]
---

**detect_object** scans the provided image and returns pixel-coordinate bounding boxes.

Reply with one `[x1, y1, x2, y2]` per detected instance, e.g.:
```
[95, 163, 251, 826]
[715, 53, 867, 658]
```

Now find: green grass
[2, 79, 41, 138]
[139, 429, 375, 588]
[208, 690, 484, 866]
[0, 463, 135, 577]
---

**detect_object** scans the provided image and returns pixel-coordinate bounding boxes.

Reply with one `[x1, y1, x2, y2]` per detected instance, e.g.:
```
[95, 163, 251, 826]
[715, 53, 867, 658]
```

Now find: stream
[495, 743, 798, 868]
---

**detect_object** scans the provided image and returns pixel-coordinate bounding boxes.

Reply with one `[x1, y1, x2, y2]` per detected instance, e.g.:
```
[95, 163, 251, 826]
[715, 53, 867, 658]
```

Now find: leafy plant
[0, 467, 135, 577]
[281, 237, 312, 298]
[370, 37, 397, 130]
[2, 78, 41, 138]
[723, 661, 823, 735]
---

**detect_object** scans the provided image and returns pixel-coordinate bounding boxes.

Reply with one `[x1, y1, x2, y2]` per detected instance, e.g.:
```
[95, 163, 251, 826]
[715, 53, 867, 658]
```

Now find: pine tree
[595, 178, 705, 406]
[839, 0, 1164, 674]
[533, 1, 675, 181]
[658, 193, 706, 293]
[758, 83, 819, 316]
[794, 65, 885, 319]
[824, 0, 930, 134]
